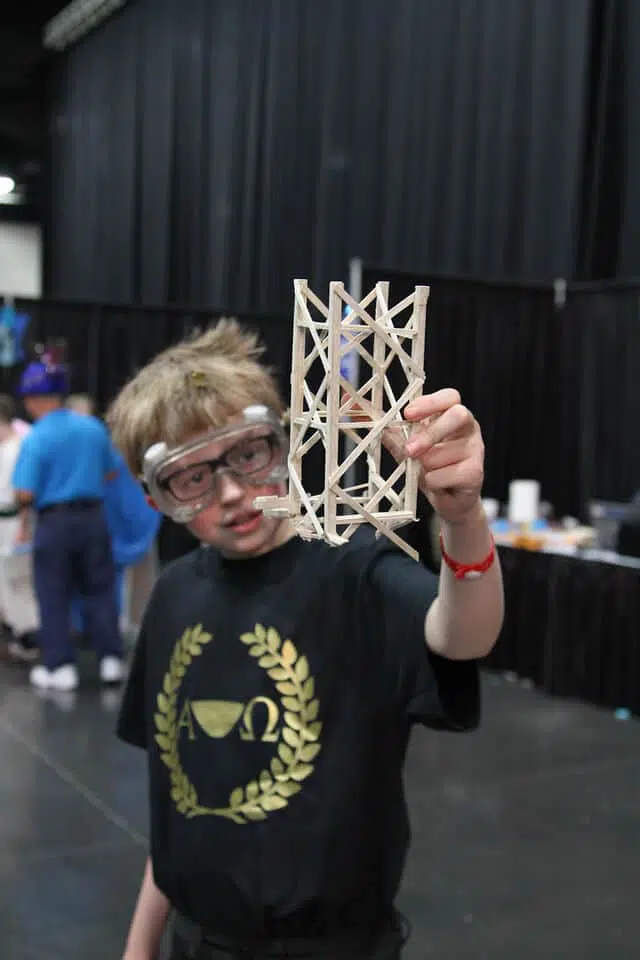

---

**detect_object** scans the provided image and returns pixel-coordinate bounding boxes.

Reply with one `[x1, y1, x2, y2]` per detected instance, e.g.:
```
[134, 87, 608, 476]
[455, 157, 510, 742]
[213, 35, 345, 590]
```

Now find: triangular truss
[255, 279, 429, 560]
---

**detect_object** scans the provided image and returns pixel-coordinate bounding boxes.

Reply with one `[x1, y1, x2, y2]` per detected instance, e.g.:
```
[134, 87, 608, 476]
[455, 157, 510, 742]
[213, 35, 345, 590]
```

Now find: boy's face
[187, 469, 290, 558]
[154, 413, 291, 559]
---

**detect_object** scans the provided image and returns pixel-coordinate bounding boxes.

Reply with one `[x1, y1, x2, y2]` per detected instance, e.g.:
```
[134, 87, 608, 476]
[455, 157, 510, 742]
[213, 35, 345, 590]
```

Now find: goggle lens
[160, 434, 279, 504]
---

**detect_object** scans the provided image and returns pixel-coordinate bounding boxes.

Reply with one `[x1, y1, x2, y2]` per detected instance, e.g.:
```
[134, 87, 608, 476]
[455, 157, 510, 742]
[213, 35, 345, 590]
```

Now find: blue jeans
[71, 566, 125, 633]
[33, 502, 123, 671]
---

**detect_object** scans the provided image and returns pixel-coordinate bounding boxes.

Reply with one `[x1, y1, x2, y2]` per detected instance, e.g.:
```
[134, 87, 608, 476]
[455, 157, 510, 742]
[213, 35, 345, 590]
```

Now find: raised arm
[399, 389, 504, 660]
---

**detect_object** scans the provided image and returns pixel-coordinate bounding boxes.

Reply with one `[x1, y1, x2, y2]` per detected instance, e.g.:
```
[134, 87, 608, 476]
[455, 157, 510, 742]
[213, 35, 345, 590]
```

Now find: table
[487, 546, 640, 715]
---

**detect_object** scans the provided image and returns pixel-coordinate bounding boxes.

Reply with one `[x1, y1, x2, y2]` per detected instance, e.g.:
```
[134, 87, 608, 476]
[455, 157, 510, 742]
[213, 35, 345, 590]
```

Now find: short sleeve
[107, 442, 121, 475]
[117, 624, 148, 749]
[11, 433, 40, 495]
[364, 545, 480, 731]
[100, 423, 121, 475]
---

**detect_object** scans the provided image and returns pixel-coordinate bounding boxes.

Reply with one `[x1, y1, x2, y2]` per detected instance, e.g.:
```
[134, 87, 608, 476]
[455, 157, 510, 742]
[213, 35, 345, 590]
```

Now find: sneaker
[99, 656, 125, 685]
[30, 663, 79, 692]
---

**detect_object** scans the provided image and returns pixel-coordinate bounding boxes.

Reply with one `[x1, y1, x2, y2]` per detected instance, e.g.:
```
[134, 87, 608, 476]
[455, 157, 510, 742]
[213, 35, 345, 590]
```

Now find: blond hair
[106, 318, 285, 474]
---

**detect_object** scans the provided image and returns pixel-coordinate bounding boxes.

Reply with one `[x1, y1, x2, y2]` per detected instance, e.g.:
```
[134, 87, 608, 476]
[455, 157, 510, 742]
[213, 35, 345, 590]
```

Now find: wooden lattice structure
[255, 279, 429, 559]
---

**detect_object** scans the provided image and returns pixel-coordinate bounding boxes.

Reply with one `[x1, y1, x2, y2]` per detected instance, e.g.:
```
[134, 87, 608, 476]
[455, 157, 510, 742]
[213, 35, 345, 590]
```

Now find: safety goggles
[141, 405, 288, 522]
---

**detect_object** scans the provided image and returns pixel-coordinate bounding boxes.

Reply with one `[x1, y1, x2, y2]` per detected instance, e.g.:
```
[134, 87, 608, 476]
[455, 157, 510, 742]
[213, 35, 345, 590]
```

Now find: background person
[12, 355, 125, 692]
[0, 394, 38, 663]
[65, 393, 161, 643]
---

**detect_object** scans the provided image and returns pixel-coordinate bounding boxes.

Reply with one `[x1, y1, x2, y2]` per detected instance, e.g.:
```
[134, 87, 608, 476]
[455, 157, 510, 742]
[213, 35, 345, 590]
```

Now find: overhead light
[43, 0, 129, 52]
[0, 176, 15, 197]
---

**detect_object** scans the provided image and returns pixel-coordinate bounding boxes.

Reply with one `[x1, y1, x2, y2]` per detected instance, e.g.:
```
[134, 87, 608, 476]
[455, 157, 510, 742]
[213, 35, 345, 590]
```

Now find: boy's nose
[216, 470, 245, 504]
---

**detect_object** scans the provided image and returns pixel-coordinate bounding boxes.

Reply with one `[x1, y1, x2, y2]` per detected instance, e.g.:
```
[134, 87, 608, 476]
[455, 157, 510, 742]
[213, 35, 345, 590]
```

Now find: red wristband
[439, 532, 496, 580]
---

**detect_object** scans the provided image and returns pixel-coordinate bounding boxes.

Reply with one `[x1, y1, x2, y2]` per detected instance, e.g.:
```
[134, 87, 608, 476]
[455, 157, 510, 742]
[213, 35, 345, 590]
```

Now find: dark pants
[169, 936, 403, 960]
[33, 502, 123, 671]
[169, 914, 407, 960]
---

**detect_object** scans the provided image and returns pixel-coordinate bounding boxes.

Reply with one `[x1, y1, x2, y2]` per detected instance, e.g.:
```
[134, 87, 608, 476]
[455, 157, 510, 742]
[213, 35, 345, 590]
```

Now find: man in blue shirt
[12, 356, 125, 692]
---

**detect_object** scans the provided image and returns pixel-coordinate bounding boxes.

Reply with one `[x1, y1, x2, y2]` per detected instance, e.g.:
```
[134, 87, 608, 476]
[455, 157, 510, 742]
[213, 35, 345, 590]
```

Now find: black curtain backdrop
[361, 266, 640, 518]
[568, 284, 640, 504]
[47, 0, 599, 310]
[576, 0, 640, 279]
[488, 547, 640, 714]
[361, 266, 586, 520]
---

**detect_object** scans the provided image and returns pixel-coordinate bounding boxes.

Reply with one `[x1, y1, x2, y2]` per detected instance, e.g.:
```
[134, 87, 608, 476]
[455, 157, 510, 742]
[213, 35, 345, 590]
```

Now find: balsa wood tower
[255, 279, 429, 560]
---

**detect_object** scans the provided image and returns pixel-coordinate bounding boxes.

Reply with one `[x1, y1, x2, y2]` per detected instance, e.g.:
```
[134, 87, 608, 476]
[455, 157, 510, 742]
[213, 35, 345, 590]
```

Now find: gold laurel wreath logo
[154, 623, 322, 825]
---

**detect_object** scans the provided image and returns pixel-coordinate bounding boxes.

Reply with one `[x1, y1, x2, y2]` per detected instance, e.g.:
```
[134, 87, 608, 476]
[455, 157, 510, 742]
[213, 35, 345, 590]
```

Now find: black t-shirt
[118, 530, 479, 939]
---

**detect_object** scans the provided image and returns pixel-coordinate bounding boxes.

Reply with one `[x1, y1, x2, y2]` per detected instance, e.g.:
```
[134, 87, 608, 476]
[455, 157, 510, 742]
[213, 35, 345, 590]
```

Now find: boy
[108, 321, 503, 960]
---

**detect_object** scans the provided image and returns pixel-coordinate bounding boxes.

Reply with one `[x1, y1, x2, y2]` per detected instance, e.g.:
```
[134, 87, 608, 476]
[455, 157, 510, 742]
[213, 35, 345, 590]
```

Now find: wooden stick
[368, 281, 388, 499]
[325, 282, 343, 545]
[288, 280, 311, 519]
[404, 285, 429, 511]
